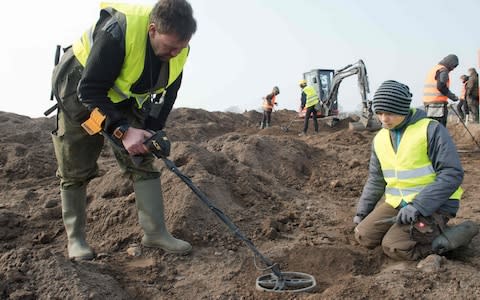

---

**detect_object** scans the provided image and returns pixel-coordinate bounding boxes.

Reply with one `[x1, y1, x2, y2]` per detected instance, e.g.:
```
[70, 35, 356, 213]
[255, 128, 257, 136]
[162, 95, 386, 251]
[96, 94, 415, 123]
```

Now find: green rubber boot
[134, 178, 192, 254]
[432, 220, 479, 254]
[61, 185, 94, 260]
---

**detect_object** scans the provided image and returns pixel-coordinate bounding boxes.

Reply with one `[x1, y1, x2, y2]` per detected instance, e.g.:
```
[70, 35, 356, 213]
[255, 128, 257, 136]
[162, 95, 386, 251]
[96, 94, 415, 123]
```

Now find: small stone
[214, 251, 222, 256]
[417, 254, 443, 273]
[127, 246, 142, 257]
[44, 200, 58, 208]
[125, 193, 136, 203]
[96, 252, 110, 259]
[329, 180, 342, 188]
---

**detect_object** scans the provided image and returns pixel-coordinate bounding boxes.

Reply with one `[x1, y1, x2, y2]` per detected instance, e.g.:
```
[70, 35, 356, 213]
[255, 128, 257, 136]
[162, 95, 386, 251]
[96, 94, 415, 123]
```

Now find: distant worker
[423, 54, 459, 126]
[298, 79, 319, 136]
[457, 75, 469, 123]
[353, 80, 476, 261]
[51, 0, 197, 260]
[260, 86, 280, 129]
[466, 68, 479, 123]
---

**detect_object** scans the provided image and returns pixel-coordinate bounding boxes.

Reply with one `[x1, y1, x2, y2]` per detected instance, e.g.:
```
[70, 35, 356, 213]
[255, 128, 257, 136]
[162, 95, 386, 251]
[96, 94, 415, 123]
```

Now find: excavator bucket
[349, 115, 382, 131]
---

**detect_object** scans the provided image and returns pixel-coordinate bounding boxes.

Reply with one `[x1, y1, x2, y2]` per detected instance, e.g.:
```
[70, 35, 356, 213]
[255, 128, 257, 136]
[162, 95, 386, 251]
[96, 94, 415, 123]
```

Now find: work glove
[143, 130, 171, 158]
[396, 204, 419, 225]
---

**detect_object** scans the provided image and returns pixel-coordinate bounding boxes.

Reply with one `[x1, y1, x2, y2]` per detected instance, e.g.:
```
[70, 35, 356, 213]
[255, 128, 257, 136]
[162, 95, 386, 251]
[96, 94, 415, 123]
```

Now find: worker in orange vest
[260, 86, 280, 129]
[423, 54, 459, 126]
[457, 75, 469, 123]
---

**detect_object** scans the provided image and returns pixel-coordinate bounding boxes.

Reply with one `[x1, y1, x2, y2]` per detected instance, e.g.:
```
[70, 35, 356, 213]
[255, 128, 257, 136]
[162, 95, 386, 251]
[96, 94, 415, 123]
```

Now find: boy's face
[376, 111, 406, 129]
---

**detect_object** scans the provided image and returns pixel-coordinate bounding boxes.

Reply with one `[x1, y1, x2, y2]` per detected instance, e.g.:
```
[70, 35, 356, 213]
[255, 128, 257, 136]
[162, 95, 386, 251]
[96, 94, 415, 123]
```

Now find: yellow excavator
[299, 59, 381, 130]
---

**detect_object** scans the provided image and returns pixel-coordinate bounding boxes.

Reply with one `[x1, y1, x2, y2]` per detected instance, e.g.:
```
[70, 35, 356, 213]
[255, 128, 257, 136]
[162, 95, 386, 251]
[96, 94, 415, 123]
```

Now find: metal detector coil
[161, 158, 317, 293]
[256, 271, 316, 293]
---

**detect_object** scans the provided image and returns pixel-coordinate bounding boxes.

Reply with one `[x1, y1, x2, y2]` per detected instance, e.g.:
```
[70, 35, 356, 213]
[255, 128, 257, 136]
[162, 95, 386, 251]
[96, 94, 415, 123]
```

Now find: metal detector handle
[45, 45, 62, 116]
[374, 216, 397, 225]
[448, 104, 480, 149]
[161, 158, 283, 278]
[49, 45, 62, 101]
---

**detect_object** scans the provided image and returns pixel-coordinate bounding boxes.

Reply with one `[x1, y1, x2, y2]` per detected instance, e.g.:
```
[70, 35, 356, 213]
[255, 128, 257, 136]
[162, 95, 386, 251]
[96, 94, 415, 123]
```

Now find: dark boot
[61, 185, 94, 260]
[134, 178, 192, 254]
[432, 221, 479, 254]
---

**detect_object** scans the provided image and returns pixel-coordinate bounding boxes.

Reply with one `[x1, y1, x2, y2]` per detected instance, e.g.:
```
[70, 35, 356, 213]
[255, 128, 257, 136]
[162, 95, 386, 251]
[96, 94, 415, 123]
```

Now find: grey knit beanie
[372, 80, 412, 116]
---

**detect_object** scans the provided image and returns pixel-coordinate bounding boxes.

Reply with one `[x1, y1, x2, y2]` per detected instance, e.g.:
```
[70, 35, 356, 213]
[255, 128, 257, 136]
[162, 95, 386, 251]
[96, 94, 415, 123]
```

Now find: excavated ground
[1, 108, 480, 299]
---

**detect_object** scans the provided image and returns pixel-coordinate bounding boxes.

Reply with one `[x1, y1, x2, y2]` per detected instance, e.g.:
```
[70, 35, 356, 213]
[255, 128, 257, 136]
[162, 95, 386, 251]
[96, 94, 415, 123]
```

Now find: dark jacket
[436, 55, 458, 101]
[466, 70, 479, 99]
[56, 9, 182, 134]
[356, 109, 463, 218]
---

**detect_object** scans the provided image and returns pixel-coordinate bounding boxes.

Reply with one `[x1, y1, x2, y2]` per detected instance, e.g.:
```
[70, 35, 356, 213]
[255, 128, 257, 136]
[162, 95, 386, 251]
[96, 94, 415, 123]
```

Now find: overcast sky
[1, 0, 479, 117]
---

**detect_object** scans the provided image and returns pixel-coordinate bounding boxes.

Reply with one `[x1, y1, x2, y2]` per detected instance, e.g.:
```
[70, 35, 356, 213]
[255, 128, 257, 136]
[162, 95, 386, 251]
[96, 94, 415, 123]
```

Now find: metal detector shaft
[162, 158, 283, 278]
[449, 104, 480, 149]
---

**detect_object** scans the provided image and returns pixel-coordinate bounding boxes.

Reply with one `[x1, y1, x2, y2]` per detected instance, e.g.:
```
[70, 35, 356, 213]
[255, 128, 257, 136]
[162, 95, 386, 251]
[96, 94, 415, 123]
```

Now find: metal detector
[162, 158, 317, 293]
[448, 105, 480, 150]
[280, 117, 296, 132]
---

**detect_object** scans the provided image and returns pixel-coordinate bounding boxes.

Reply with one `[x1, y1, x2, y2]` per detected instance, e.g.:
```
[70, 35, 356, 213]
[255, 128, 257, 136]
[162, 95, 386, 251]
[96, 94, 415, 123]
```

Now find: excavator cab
[302, 69, 337, 117]
[298, 59, 381, 130]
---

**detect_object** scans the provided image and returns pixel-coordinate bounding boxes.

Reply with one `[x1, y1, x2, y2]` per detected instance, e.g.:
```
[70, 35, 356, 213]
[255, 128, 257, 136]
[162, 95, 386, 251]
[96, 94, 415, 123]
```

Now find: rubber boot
[134, 178, 192, 254]
[61, 185, 94, 260]
[259, 122, 265, 129]
[265, 122, 270, 128]
[432, 221, 479, 254]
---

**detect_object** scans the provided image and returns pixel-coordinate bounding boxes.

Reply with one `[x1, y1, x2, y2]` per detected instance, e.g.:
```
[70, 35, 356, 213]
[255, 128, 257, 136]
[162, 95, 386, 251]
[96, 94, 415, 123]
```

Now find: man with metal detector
[353, 80, 478, 261]
[423, 54, 459, 127]
[50, 0, 196, 260]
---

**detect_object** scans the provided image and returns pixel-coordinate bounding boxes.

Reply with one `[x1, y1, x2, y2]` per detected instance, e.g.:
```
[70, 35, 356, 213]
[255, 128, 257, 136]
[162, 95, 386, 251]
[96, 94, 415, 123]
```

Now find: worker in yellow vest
[260, 86, 280, 129]
[353, 80, 475, 261]
[423, 54, 459, 126]
[51, 0, 197, 260]
[298, 79, 319, 136]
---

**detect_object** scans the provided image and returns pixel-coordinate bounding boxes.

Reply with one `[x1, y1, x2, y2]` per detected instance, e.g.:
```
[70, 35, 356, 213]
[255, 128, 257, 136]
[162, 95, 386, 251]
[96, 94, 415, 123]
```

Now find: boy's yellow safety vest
[374, 117, 462, 208]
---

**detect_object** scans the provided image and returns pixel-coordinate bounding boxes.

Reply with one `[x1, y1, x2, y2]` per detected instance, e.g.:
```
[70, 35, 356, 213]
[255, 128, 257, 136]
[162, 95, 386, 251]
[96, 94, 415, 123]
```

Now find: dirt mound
[1, 109, 480, 299]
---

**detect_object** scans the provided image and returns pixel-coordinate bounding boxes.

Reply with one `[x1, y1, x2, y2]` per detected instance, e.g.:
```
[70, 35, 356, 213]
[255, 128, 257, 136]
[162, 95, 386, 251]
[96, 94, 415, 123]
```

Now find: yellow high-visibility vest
[303, 86, 319, 108]
[72, 2, 188, 108]
[374, 117, 462, 208]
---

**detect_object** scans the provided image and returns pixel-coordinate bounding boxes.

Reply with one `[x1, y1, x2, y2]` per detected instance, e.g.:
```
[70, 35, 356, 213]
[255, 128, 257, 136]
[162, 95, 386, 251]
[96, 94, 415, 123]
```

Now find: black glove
[144, 130, 171, 158]
[396, 205, 419, 224]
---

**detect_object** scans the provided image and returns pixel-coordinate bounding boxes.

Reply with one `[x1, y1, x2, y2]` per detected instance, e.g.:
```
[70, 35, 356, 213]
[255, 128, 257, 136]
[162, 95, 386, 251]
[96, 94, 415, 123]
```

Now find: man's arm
[77, 17, 127, 134]
[145, 73, 183, 131]
[355, 147, 387, 217]
[436, 69, 458, 101]
[411, 121, 464, 216]
[300, 92, 306, 109]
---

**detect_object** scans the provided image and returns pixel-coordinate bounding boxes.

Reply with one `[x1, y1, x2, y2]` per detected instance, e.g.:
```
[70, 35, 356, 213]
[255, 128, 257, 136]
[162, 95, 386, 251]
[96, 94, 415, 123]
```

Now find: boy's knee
[354, 226, 381, 248]
[381, 237, 419, 261]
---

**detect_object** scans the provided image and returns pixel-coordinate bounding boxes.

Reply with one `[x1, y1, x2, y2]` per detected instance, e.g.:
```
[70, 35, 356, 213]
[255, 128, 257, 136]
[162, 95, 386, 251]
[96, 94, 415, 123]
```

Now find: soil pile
[1, 109, 480, 299]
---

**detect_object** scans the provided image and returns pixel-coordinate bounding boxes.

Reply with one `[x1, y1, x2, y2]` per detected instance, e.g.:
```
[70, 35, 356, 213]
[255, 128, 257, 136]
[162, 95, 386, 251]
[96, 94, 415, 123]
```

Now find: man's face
[376, 111, 406, 129]
[148, 25, 190, 61]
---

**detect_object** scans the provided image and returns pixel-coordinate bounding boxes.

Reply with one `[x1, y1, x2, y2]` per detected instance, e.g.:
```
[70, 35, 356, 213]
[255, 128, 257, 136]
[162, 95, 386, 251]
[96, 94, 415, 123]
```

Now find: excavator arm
[322, 59, 380, 130]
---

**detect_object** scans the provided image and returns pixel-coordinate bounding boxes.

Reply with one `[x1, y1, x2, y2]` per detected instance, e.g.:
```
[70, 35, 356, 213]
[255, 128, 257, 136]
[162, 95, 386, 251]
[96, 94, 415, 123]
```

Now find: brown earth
[1, 108, 480, 299]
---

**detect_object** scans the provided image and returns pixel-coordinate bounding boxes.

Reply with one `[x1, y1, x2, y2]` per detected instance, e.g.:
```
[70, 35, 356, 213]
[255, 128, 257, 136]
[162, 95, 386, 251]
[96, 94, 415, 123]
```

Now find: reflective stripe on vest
[72, 2, 189, 108]
[303, 86, 319, 108]
[423, 64, 449, 104]
[373, 117, 462, 208]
